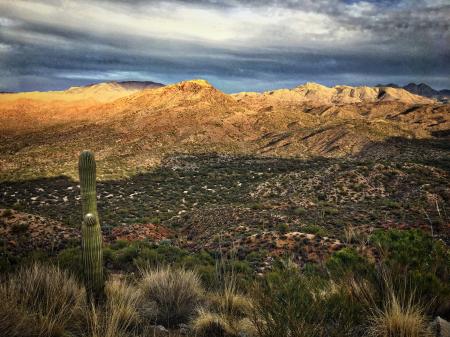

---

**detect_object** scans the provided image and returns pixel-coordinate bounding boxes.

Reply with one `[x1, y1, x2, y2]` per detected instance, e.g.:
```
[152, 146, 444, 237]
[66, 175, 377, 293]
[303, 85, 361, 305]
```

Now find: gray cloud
[0, 0, 449, 92]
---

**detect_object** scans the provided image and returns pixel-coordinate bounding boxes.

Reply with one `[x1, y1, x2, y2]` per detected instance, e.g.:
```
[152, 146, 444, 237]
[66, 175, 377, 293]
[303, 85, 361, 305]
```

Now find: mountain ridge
[0, 78, 448, 181]
[377, 82, 450, 100]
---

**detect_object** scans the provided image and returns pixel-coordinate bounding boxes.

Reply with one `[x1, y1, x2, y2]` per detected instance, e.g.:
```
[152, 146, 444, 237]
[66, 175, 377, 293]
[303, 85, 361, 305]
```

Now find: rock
[155, 325, 169, 334]
[432, 317, 450, 337]
[178, 323, 189, 335]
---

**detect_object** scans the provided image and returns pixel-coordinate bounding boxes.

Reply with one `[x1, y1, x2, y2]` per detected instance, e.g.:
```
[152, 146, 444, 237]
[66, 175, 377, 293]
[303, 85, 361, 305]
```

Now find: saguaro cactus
[79, 150, 104, 299]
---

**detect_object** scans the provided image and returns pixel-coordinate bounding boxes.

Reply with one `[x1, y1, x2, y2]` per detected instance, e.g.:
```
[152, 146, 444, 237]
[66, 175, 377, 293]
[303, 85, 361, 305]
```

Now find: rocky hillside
[0, 79, 448, 181]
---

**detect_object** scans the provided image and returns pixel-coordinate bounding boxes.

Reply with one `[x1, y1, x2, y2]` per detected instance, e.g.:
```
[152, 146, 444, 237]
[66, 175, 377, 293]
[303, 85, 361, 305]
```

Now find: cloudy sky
[0, 0, 449, 93]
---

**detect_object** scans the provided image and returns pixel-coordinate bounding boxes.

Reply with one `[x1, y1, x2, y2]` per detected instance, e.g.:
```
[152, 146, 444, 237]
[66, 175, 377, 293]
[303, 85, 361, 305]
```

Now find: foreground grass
[0, 229, 448, 337]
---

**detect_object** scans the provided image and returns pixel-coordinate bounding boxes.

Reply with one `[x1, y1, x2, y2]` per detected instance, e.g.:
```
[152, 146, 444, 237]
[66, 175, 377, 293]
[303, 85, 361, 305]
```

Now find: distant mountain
[403, 83, 439, 97]
[82, 80, 164, 90]
[0, 80, 165, 104]
[378, 82, 450, 100]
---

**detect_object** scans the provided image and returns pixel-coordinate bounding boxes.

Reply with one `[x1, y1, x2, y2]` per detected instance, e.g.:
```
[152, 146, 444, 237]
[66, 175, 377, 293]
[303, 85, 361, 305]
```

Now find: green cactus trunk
[79, 150, 104, 300]
[81, 213, 104, 298]
[79, 150, 99, 221]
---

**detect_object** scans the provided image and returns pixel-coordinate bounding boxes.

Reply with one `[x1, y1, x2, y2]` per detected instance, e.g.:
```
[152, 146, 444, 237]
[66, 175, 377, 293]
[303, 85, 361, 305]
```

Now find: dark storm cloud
[0, 0, 449, 92]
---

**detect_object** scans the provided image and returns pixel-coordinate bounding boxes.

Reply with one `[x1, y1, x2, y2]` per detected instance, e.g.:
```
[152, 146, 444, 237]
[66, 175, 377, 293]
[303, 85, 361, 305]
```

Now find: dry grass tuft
[355, 269, 434, 337]
[369, 290, 432, 337]
[193, 275, 256, 337]
[84, 278, 141, 337]
[0, 263, 85, 337]
[192, 308, 233, 337]
[212, 276, 253, 319]
[138, 266, 204, 327]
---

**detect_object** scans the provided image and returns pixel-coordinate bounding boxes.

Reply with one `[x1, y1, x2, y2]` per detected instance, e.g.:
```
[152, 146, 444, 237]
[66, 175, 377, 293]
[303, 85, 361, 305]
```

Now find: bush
[327, 247, 374, 278]
[250, 259, 364, 337]
[276, 223, 289, 234]
[250, 259, 324, 337]
[0, 248, 19, 273]
[138, 266, 204, 327]
[56, 247, 83, 277]
[2, 208, 13, 217]
[302, 224, 328, 237]
[371, 229, 450, 313]
[0, 263, 85, 337]
[105, 241, 192, 271]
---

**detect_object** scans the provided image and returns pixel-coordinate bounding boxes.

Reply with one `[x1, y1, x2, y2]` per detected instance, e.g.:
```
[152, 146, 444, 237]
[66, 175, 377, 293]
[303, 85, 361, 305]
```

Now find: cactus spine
[79, 150, 104, 299]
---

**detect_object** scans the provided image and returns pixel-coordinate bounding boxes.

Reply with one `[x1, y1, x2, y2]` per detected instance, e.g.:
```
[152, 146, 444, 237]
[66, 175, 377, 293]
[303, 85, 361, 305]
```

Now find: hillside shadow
[0, 135, 448, 232]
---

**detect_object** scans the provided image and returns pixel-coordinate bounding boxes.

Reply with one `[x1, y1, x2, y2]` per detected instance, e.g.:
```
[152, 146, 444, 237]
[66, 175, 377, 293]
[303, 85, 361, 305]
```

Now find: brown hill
[0, 79, 448, 181]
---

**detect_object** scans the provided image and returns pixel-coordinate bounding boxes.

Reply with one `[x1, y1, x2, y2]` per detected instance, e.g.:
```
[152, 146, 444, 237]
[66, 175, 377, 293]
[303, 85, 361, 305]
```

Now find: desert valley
[0, 79, 449, 336]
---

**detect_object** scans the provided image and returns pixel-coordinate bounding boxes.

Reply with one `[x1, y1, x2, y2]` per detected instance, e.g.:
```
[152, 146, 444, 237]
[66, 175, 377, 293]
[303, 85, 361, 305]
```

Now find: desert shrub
[0, 247, 19, 273]
[321, 282, 366, 337]
[84, 279, 141, 337]
[276, 223, 289, 234]
[179, 251, 217, 287]
[249, 202, 264, 210]
[302, 224, 328, 236]
[153, 243, 189, 263]
[344, 224, 368, 244]
[110, 240, 129, 250]
[111, 245, 141, 266]
[250, 259, 324, 337]
[137, 266, 204, 327]
[101, 241, 219, 287]
[327, 247, 374, 278]
[56, 246, 83, 277]
[251, 259, 364, 337]
[10, 222, 29, 234]
[2, 208, 13, 217]
[292, 207, 307, 216]
[371, 229, 450, 313]
[104, 241, 188, 271]
[371, 229, 439, 271]
[245, 250, 268, 264]
[0, 263, 85, 337]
